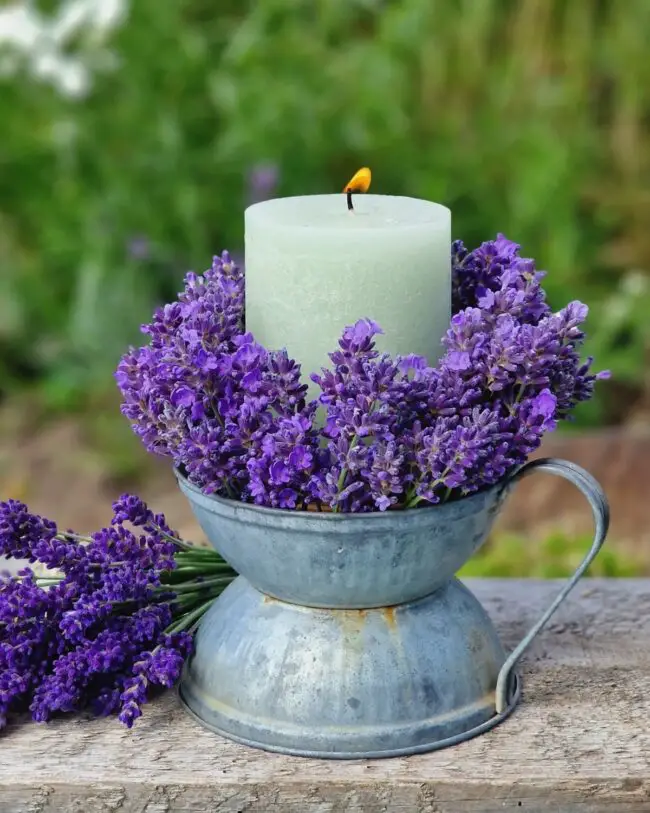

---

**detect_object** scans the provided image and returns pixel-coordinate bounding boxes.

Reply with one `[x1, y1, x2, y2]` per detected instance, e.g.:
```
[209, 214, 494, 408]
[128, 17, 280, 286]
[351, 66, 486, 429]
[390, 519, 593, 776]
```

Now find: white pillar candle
[245, 194, 451, 398]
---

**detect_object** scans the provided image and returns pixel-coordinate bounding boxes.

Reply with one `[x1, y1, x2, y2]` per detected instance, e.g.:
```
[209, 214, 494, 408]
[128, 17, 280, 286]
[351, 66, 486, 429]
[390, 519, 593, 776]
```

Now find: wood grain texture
[2, 579, 650, 813]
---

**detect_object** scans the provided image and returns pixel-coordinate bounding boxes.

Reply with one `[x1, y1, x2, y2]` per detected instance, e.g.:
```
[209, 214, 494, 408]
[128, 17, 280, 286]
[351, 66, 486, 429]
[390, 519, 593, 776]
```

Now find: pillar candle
[245, 194, 451, 398]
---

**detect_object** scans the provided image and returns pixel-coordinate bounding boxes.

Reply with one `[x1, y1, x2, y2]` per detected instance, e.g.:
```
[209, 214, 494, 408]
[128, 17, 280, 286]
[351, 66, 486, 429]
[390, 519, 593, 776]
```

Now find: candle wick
[342, 168, 370, 211]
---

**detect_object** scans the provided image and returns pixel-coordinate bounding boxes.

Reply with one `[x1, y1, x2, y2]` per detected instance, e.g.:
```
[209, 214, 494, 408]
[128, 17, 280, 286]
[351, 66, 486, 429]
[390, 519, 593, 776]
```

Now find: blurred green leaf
[460, 530, 644, 578]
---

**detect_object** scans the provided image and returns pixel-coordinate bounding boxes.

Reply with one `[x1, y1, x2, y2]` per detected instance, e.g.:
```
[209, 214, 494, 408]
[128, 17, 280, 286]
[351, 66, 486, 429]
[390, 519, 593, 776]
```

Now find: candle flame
[344, 167, 372, 194]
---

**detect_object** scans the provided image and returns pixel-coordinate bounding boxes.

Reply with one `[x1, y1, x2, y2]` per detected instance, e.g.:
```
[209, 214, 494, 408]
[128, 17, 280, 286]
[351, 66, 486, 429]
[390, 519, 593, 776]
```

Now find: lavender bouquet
[0, 496, 236, 730]
[116, 235, 608, 512]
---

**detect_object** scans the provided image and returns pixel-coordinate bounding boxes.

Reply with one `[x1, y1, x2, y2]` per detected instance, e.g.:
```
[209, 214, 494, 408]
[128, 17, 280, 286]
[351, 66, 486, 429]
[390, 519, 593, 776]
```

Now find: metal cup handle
[494, 457, 610, 713]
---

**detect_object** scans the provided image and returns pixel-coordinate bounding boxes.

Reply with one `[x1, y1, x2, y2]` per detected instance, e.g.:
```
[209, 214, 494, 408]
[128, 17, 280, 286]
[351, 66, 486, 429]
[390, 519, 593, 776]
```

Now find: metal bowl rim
[175, 466, 510, 525]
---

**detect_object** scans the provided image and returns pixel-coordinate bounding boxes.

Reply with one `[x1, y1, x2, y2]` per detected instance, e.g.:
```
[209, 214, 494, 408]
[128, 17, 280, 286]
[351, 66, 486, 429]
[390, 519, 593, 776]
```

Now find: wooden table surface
[2, 579, 650, 813]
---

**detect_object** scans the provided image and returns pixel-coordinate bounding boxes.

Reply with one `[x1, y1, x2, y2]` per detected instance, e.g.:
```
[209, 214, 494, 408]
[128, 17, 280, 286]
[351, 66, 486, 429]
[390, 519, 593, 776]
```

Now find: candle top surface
[246, 194, 449, 231]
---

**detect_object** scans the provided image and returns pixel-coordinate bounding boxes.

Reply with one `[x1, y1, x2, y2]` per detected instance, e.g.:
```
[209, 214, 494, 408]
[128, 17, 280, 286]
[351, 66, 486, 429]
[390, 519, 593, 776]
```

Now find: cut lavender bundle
[0, 496, 236, 730]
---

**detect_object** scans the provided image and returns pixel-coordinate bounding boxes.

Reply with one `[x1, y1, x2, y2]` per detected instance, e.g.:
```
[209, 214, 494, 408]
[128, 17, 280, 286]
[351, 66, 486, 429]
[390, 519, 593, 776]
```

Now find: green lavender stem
[170, 564, 235, 576]
[166, 597, 218, 635]
[174, 549, 223, 561]
[167, 576, 235, 594]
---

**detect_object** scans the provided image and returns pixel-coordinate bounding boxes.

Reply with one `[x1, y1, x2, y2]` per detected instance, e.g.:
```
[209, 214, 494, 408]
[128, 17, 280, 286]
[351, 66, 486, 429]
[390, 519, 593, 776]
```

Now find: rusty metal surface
[179, 577, 516, 758]
[177, 458, 609, 758]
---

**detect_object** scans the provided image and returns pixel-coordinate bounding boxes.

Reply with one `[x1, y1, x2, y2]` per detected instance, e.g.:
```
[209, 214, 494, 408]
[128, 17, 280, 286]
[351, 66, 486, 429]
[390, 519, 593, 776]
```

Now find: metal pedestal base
[179, 673, 521, 759]
[179, 577, 521, 759]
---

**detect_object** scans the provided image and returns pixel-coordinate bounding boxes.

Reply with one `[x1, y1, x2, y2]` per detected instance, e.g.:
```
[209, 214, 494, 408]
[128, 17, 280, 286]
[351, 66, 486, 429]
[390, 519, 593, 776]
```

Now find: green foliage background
[459, 531, 643, 579]
[1, 0, 649, 424]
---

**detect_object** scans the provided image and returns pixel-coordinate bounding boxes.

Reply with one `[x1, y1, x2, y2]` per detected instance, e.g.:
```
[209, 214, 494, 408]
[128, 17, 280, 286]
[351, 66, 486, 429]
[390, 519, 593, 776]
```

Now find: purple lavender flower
[0, 500, 57, 561]
[111, 494, 154, 527]
[115, 250, 315, 498]
[118, 633, 192, 728]
[0, 500, 88, 577]
[364, 441, 409, 511]
[144, 634, 192, 687]
[452, 234, 549, 323]
[116, 236, 607, 510]
[439, 296, 604, 421]
[116, 252, 246, 469]
[412, 408, 506, 501]
[117, 663, 148, 728]
[309, 320, 433, 511]
[246, 411, 320, 508]
[0, 497, 236, 731]
[309, 272, 605, 510]
[1, 569, 70, 728]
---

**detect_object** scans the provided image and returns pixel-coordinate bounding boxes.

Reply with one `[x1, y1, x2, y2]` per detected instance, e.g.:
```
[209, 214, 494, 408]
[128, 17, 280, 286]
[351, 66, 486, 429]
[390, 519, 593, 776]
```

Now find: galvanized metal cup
[177, 458, 609, 758]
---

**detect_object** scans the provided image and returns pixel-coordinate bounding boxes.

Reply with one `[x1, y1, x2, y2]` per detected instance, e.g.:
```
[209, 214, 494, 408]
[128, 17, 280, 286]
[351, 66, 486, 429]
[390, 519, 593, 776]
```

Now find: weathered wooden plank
[2, 579, 650, 813]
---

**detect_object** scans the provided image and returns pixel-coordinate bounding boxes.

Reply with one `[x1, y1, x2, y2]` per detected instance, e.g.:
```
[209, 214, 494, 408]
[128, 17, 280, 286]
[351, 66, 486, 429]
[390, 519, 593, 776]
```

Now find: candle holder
[115, 226, 611, 756]
[176, 457, 608, 759]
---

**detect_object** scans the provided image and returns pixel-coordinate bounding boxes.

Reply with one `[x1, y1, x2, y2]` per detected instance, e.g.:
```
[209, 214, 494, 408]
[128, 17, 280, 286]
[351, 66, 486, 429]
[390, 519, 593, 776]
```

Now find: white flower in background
[0, 0, 128, 98]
